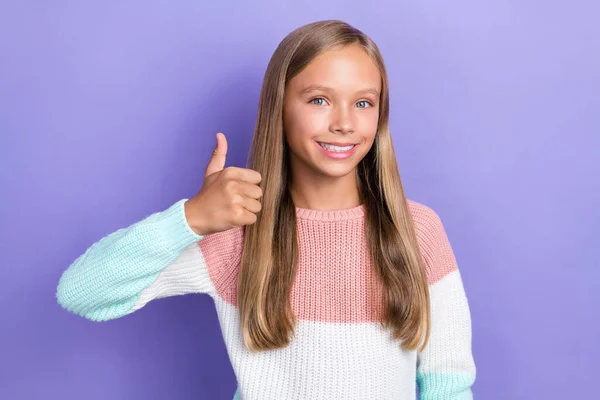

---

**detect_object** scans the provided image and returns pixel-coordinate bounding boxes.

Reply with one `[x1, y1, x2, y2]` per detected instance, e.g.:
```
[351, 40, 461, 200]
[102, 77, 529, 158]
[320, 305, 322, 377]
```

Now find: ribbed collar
[295, 204, 366, 221]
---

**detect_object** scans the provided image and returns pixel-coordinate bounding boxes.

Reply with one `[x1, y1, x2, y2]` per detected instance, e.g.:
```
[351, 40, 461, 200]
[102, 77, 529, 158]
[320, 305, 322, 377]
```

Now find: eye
[310, 97, 328, 106]
[356, 100, 373, 108]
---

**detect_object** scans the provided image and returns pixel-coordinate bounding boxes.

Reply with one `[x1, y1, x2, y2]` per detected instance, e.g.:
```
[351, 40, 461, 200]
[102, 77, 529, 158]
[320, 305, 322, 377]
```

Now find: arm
[413, 206, 476, 399]
[56, 199, 218, 321]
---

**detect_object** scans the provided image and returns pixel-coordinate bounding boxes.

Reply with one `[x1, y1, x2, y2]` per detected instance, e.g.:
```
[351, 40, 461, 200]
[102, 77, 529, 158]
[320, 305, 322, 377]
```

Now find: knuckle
[232, 206, 245, 219]
[232, 193, 243, 205]
[225, 179, 238, 192]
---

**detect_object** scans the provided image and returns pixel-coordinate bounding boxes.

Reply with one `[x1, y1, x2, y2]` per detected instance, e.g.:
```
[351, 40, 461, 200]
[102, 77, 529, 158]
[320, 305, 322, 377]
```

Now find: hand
[184, 132, 263, 236]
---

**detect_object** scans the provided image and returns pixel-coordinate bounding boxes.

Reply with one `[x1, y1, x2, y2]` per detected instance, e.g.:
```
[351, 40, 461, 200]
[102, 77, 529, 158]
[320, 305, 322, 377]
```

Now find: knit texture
[57, 198, 476, 399]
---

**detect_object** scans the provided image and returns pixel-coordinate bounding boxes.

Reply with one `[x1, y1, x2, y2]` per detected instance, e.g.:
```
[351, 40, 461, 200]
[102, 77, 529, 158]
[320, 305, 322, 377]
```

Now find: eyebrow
[298, 84, 380, 97]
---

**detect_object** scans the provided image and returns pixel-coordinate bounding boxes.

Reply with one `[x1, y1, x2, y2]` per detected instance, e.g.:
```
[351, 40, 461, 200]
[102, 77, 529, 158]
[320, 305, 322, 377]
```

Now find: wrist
[184, 200, 207, 236]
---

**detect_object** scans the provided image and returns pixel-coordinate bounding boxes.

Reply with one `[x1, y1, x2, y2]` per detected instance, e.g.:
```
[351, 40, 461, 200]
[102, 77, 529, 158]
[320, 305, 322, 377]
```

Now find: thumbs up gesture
[184, 133, 263, 236]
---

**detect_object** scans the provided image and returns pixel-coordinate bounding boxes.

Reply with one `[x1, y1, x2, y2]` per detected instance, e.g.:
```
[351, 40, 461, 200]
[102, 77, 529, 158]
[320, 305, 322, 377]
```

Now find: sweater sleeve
[412, 205, 477, 399]
[56, 199, 217, 322]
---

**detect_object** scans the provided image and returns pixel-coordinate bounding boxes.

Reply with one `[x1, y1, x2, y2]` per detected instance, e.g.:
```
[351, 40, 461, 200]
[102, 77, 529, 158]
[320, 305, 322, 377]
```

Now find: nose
[329, 104, 355, 135]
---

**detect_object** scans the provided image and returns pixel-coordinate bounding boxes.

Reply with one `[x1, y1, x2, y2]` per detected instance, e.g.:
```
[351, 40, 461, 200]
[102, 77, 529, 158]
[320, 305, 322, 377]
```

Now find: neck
[288, 168, 361, 211]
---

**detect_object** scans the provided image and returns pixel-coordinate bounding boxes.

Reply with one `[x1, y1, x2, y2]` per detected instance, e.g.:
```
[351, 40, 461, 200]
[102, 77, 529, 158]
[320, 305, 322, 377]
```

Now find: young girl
[57, 20, 476, 400]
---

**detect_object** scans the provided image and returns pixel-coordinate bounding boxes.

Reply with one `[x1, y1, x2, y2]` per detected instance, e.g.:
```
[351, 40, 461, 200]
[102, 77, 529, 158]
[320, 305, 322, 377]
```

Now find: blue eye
[356, 100, 372, 108]
[310, 98, 327, 106]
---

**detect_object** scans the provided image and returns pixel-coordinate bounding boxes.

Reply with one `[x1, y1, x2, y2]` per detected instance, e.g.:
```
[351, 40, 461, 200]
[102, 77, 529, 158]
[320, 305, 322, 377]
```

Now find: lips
[317, 142, 356, 152]
[317, 141, 358, 147]
[315, 140, 358, 159]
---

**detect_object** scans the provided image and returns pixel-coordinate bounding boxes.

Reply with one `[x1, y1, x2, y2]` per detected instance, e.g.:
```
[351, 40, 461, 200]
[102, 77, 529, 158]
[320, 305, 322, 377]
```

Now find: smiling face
[283, 44, 381, 182]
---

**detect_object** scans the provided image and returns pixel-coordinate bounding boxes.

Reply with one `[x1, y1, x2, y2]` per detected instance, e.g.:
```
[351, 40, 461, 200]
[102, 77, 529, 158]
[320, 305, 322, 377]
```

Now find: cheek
[286, 105, 328, 141]
[356, 110, 379, 139]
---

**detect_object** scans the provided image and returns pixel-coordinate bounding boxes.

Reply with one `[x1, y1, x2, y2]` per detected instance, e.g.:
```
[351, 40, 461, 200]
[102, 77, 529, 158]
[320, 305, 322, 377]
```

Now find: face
[283, 44, 381, 181]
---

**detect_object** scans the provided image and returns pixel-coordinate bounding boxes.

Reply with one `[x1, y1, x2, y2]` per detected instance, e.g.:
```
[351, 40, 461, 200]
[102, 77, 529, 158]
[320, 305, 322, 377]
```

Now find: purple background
[1, 1, 598, 399]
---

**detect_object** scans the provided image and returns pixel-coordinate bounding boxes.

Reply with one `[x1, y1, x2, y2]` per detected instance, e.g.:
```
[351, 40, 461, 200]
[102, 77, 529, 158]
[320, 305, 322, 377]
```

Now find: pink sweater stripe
[201, 201, 458, 323]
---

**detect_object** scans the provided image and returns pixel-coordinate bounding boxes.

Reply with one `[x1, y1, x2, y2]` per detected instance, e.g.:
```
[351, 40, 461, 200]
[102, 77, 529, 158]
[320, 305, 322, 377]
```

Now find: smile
[315, 141, 358, 159]
[317, 142, 357, 152]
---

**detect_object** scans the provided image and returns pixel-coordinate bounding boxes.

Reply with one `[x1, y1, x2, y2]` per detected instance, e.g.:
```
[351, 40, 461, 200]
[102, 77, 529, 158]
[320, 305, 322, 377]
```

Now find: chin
[315, 164, 358, 178]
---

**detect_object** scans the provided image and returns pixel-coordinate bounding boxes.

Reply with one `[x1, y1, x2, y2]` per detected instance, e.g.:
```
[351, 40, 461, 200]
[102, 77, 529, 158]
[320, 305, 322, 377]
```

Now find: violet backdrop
[1, 1, 598, 399]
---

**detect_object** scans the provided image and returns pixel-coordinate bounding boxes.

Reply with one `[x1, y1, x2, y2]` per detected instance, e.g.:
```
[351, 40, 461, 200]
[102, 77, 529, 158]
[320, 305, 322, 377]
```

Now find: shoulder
[196, 226, 245, 299]
[406, 199, 458, 285]
[198, 226, 245, 260]
[406, 199, 444, 237]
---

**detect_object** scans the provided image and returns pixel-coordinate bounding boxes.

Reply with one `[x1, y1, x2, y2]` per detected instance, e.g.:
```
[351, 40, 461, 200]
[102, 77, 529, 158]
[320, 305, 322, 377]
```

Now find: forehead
[289, 44, 381, 92]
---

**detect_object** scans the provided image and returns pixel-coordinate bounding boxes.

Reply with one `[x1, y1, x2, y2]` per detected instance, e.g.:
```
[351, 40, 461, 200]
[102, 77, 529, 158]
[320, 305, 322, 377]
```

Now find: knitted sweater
[56, 198, 476, 400]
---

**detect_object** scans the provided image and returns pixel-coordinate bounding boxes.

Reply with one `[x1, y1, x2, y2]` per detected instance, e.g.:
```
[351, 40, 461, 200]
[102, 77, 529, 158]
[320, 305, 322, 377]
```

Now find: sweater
[56, 198, 476, 400]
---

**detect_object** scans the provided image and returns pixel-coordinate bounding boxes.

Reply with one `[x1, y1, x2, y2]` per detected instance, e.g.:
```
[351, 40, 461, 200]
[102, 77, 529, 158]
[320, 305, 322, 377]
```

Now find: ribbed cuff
[152, 198, 205, 253]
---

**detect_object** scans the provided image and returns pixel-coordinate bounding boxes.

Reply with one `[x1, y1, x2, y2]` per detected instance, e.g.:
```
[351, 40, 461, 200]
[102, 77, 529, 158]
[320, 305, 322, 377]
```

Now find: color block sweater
[56, 198, 476, 400]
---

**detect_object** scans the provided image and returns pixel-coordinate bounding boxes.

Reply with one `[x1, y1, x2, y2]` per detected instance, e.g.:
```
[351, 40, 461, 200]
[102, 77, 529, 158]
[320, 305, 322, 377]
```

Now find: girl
[57, 20, 476, 399]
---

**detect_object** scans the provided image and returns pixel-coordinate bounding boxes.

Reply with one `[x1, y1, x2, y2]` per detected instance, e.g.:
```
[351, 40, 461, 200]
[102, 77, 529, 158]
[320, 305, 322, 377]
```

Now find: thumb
[204, 132, 228, 177]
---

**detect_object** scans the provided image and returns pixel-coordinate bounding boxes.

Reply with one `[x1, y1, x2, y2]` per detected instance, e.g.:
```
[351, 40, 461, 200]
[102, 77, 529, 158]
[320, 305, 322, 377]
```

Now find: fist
[184, 133, 263, 236]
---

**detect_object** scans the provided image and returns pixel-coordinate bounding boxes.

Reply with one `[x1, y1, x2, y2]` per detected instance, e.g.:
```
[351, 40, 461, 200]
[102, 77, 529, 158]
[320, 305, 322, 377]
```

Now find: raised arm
[57, 132, 262, 322]
[57, 199, 212, 321]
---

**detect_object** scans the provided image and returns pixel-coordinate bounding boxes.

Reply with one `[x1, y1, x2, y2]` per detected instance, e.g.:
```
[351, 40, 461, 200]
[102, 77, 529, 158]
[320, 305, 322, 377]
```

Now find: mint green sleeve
[56, 199, 214, 322]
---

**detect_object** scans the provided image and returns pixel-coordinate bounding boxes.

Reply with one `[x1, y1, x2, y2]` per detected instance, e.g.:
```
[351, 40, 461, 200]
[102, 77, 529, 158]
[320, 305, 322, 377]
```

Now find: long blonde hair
[238, 20, 430, 352]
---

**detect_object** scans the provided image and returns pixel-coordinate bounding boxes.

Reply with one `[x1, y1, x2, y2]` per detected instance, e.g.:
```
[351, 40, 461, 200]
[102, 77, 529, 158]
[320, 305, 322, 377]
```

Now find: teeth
[319, 142, 355, 152]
